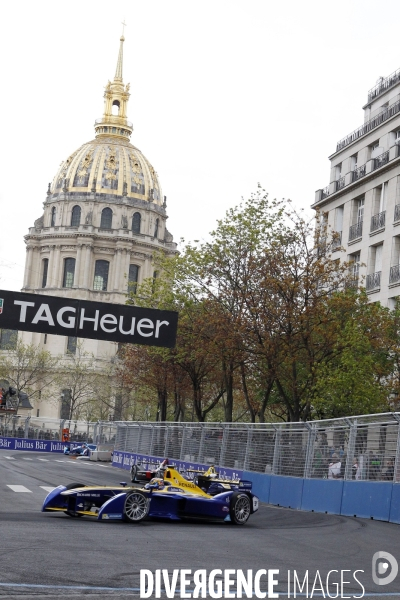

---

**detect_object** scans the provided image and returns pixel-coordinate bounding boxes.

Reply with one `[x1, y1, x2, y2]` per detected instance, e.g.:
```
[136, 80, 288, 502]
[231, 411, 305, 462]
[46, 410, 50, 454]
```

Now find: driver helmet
[146, 477, 164, 489]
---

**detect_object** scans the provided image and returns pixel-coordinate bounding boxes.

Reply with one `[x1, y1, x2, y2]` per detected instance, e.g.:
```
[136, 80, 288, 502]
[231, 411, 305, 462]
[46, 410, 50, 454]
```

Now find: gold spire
[114, 35, 124, 81]
[94, 31, 133, 141]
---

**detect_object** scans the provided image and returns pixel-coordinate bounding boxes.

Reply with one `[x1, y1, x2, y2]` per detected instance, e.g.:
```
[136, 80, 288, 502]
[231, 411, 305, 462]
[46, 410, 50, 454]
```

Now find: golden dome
[48, 35, 164, 207]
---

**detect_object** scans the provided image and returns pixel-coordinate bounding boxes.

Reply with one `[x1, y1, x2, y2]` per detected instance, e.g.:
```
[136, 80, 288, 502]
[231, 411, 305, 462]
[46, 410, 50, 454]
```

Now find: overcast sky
[1, 0, 400, 291]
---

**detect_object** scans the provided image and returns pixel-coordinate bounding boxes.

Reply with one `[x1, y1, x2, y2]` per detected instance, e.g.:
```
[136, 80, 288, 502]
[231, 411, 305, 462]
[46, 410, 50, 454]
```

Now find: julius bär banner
[0, 289, 178, 348]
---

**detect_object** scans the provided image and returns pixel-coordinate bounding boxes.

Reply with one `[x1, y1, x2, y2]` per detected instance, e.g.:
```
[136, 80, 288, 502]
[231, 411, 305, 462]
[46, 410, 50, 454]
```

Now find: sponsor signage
[0, 289, 178, 348]
[0, 436, 66, 453]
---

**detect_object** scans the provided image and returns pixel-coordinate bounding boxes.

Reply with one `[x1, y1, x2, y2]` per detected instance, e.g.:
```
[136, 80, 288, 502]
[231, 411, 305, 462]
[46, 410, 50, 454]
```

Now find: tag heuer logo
[0, 299, 3, 315]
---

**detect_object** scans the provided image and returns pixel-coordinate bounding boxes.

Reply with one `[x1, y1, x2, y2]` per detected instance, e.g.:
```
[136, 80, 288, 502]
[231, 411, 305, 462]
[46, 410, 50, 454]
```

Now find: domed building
[19, 35, 177, 419]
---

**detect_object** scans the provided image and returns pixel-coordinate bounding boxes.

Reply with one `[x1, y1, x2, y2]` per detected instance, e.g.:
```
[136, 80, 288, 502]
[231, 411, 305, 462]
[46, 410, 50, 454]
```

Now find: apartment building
[314, 69, 400, 307]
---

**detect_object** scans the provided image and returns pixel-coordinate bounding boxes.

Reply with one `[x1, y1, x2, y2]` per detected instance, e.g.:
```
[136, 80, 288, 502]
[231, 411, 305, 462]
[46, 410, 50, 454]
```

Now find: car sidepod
[42, 485, 68, 512]
[97, 493, 127, 521]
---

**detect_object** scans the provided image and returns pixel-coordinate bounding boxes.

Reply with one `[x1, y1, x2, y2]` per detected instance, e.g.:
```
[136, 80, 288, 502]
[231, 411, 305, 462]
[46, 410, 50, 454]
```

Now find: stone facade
[314, 69, 400, 308]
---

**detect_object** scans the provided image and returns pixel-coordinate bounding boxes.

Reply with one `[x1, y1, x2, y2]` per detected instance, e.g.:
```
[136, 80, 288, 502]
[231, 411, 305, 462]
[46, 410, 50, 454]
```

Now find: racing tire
[123, 491, 150, 523]
[64, 483, 85, 518]
[229, 492, 251, 525]
[130, 465, 138, 482]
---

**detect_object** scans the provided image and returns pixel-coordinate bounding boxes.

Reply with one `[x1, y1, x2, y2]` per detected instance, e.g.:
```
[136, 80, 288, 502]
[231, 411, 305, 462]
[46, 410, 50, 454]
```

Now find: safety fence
[113, 412, 400, 483]
[0, 415, 117, 447]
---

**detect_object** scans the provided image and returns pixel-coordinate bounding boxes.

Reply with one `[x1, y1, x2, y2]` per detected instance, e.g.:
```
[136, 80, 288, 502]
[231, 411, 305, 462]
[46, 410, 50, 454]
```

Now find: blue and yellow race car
[42, 466, 259, 525]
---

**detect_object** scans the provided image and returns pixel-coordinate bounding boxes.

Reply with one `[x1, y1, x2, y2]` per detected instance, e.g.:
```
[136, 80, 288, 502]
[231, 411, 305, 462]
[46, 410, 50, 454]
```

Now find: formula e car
[130, 458, 169, 483]
[42, 466, 259, 525]
[186, 465, 243, 495]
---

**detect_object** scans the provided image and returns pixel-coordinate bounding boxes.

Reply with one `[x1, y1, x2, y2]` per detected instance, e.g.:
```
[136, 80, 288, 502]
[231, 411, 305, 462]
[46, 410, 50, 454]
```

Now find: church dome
[48, 35, 163, 207]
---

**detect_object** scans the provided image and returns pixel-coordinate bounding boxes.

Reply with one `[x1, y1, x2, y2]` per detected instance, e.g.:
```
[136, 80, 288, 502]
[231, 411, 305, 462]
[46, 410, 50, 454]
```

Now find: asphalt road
[0, 450, 398, 599]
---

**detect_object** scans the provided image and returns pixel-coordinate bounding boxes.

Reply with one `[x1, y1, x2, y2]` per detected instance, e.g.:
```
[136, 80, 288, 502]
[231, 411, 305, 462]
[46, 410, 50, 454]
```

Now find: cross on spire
[121, 19, 127, 36]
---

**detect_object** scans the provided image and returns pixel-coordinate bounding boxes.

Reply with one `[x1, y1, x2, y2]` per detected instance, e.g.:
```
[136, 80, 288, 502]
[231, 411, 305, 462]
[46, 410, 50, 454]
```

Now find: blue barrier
[269, 475, 304, 509]
[389, 484, 400, 524]
[341, 481, 393, 520]
[0, 436, 66, 453]
[301, 479, 344, 514]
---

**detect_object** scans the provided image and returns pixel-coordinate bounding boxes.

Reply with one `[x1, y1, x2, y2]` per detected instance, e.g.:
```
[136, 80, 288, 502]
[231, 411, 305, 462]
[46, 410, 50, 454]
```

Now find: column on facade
[113, 247, 122, 290]
[74, 243, 82, 288]
[47, 245, 55, 288]
[82, 244, 92, 289]
[23, 246, 33, 288]
[123, 249, 131, 292]
[51, 244, 61, 288]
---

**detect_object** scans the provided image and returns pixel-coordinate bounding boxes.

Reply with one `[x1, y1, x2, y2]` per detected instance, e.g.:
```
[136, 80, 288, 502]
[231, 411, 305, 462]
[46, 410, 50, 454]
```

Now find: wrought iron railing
[321, 186, 330, 200]
[374, 150, 389, 170]
[349, 221, 363, 241]
[352, 164, 366, 182]
[394, 204, 400, 222]
[368, 69, 400, 102]
[370, 211, 386, 232]
[336, 98, 400, 152]
[366, 271, 381, 291]
[389, 264, 400, 285]
[336, 176, 345, 191]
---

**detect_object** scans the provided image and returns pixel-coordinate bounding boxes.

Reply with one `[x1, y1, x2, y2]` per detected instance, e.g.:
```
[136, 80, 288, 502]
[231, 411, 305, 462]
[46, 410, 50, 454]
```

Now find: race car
[42, 466, 259, 525]
[186, 465, 243, 495]
[130, 458, 169, 482]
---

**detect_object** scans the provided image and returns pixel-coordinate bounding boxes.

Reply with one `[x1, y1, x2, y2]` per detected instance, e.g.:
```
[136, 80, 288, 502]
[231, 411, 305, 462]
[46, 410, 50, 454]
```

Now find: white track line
[22, 458, 33, 461]
[4, 457, 15, 460]
[7, 485, 32, 493]
[38, 458, 49, 462]
[40, 486, 55, 492]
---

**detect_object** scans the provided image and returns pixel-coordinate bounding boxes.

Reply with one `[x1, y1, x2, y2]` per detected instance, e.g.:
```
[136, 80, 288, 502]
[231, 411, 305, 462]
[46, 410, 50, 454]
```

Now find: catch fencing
[0, 415, 117, 446]
[114, 412, 400, 483]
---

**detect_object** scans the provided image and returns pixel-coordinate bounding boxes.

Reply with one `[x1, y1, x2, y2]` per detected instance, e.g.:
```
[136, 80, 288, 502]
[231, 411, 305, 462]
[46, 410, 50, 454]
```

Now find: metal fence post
[243, 425, 253, 471]
[344, 419, 357, 480]
[393, 414, 400, 483]
[24, 416, 31, 439]
[272, 427, 281, 475]
[219, 425, 228, 467]
[197, 425, 206, 463]
[179, 425, 188, 461]
[303, 423, 316, 478]
[136, 423, 143, 453]
[163, 425, 170, 457]
[149, 424, 155, 455]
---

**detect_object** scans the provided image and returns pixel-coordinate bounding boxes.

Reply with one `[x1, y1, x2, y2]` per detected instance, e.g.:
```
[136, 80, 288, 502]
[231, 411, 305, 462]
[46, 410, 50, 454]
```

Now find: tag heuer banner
[0, 290, 178, 348]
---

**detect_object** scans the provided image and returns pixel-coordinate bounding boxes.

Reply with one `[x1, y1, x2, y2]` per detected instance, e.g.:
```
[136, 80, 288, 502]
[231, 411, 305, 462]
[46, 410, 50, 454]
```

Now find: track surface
[0, 450, 398, 599]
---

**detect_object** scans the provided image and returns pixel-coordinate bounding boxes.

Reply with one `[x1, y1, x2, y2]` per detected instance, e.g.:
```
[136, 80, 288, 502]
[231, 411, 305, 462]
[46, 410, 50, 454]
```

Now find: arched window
[41, 258, 49, 288]
[50, 207, 56, 227]
[100, 207, 113, 229]
[93, 260, 109, 291]
[128, 264, 139, 293]
[154, 218, 159, 238]
[132, 212, 141, 234]
[63, 258, 76, 288]
[71, 205, 81, 227]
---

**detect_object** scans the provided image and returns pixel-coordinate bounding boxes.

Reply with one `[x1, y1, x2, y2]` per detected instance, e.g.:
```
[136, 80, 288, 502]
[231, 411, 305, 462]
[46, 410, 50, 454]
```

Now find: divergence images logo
[372, 552, 398, 586]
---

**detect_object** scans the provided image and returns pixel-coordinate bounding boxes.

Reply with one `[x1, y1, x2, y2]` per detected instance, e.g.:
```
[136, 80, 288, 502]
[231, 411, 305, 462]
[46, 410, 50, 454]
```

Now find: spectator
[384, 457, 395, 481]
[328, 453, 342, 479]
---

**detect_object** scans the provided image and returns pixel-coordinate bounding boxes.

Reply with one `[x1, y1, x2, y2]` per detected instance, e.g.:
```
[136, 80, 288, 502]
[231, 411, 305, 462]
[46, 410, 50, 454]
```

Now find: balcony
[349, 221, 363, 242]
[395, 204, 400, 222]
[366, 271, 381, 292]
[321, 186, 330, 200]
[346, 278, 359, 290]
[352, 164, 366, 182]
[336, 98, 400, 152]
[390, 265, 400, 285]
[373, 150, 389, 170]
[336, 176, 345, 192]
[370, 211, 386, 233]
